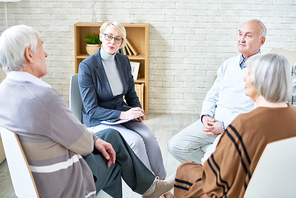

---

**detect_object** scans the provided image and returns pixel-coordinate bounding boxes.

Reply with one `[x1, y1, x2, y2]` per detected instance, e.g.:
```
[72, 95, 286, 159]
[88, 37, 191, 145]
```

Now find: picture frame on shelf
[131, 61, 140, 80]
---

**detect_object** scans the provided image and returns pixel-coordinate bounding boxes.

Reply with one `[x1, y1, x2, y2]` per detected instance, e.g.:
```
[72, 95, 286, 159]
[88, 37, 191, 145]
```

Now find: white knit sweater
[201, 55, 255, 128]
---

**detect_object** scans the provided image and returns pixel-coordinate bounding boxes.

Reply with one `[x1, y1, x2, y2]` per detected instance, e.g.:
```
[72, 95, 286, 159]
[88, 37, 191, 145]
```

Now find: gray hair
[100, 21, 126, 48]
[246, 53, 292, 102]
[0, 25, 40, 73]
[250, 19, 267, 38]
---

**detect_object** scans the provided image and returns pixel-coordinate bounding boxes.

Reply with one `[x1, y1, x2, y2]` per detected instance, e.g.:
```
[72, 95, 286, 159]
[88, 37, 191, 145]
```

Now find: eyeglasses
[102, 33, 123, 44]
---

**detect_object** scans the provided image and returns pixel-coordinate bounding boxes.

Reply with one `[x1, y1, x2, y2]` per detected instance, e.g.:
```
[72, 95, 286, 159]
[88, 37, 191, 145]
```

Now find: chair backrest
[244, 136, 296, 198]
[0, 127, 39, 198]
[69, 73, 82, 122]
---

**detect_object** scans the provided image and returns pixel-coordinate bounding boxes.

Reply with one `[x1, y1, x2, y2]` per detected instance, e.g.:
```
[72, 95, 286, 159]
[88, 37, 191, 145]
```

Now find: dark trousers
[83, 128, 155, 198]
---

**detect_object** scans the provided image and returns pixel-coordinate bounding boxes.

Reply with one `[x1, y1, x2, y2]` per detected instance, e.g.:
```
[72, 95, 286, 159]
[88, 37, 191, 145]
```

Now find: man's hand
[94, 138, 116, 168]
[202, 116, 223, 136]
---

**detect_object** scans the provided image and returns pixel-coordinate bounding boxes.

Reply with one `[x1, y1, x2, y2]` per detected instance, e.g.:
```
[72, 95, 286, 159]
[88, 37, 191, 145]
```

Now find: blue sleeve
[78, 61, 121, 122]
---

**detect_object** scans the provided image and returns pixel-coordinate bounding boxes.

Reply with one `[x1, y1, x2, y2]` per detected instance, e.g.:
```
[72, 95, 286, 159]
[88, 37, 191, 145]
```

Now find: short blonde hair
[246, 53, 292, 102]
[100, 21, 126, 48]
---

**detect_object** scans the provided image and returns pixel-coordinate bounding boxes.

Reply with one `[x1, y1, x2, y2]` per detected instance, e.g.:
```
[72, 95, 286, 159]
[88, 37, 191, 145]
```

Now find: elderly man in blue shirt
[168, 19, 267, 164]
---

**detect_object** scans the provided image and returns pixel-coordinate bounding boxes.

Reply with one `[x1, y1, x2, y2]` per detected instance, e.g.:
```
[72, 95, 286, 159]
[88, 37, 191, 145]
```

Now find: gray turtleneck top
[100, 47, 123, 96]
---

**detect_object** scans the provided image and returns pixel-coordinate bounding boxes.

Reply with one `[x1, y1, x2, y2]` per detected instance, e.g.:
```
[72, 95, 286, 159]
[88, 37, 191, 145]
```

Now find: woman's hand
[120, 107, 144, 121]
[134, 115, 145, 122]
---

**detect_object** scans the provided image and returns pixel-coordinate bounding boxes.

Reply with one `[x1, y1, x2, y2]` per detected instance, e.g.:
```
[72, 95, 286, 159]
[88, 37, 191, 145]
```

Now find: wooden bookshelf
[74, 22, 149, 114]
[135, 83, 144, 108]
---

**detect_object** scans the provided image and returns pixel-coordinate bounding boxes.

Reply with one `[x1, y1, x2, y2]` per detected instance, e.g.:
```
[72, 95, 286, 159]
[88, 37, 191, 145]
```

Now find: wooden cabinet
[74, 22, 149, 114]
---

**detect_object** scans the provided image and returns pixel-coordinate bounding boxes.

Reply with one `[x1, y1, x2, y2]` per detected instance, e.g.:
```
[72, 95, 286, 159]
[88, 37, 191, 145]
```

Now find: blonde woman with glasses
[78, 21, 172, 198]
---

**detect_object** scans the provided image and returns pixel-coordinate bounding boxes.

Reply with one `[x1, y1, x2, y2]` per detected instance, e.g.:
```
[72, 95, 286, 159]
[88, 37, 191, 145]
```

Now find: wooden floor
[0, 113, 197, 198]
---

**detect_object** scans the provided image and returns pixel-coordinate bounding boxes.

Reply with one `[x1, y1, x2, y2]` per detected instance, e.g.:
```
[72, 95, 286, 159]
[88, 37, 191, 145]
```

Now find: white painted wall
[0, 0, 295, 115]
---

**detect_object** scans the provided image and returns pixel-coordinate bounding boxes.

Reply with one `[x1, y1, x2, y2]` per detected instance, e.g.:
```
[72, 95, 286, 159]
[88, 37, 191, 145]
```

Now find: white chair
[244, 136, 296, 198]
[69, 75, 112, 198]
[0, 127, 40, 198]
[0, 126, 112, 198]
[69, 73, 82, 122]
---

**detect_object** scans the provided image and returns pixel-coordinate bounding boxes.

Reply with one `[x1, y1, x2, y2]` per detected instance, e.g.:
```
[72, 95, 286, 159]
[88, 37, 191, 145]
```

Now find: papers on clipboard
[98, 112, 150, 126]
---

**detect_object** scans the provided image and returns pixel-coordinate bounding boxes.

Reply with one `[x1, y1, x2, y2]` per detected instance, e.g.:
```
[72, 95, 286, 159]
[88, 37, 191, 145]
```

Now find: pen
[123, 105, 133, 109]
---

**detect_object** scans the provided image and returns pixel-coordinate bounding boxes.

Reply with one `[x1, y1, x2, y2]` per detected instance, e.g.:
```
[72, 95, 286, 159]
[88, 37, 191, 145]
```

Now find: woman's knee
[127, 135, 147, 157]
[140, 130, 157, 142]
[128, 135, 144, 149]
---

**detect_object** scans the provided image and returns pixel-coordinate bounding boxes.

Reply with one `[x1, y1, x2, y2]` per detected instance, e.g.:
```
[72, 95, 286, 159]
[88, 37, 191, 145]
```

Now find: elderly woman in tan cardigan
[174, 53, 296, 198]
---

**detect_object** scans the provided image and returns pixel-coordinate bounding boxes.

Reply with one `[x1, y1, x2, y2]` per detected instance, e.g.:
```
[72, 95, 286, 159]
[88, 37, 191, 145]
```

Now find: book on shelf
[126, 39, 138, 55]
[122, 46, 127, 55]
[118, 48, 123, 54]
[125, 43, 132, 55]
[135, 83, 144, 108]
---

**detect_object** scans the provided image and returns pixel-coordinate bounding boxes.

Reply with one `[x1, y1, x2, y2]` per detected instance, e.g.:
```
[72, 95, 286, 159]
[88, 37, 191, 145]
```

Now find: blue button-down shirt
[239, 50, 261, 69]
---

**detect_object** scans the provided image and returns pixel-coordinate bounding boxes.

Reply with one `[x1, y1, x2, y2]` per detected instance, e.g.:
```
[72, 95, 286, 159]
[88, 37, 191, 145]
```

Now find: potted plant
[84, 33, 102, 55]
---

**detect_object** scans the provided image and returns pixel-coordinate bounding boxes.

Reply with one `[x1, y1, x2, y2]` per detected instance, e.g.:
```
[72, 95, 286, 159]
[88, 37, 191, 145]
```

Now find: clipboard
[98, 112, 150, 126]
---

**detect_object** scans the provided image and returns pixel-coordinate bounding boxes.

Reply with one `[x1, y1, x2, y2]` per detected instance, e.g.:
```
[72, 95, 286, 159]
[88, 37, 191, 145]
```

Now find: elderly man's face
[237, 21, 265, 59]
[32, 38, 48, 78]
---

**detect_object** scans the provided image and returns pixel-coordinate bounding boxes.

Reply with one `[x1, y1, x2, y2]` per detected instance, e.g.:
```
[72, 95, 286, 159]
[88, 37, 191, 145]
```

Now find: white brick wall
[0, 0, 296, 116]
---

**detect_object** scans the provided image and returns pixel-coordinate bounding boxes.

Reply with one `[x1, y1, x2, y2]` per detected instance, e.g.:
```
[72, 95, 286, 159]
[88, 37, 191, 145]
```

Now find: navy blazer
[78, 48, 141, 127]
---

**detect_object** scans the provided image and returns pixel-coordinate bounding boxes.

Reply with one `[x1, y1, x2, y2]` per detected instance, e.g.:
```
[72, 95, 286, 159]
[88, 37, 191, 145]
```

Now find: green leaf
[84, 33, 102, 44]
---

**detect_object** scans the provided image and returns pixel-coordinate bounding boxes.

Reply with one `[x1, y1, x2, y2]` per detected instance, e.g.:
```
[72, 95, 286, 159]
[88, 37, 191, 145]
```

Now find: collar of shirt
[100, 46, 116, 61]
[239, 50, 261, 69]
[6, 71, 51, 88]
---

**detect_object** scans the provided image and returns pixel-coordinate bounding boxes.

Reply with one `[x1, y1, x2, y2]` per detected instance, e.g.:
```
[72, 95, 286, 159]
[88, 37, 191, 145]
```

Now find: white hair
[250, 19, 267, 38]
[0, 25, 40, 73]
[247, 53, 292, 102]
